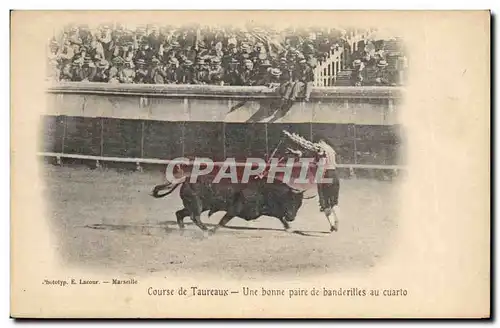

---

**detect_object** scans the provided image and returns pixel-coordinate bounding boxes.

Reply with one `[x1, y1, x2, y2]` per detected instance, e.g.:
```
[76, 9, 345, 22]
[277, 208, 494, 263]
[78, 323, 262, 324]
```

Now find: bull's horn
[290, 187, 306, 194]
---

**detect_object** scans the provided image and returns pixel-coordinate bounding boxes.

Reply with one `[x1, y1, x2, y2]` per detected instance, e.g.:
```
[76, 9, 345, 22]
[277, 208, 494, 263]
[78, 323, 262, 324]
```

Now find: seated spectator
[373, 48, 385, 62]
[284, 56, 314, 103]
[148, 57, 167, 84]
[134, 59, 148, 83]
[108, 56, 123, 83]
[56, 39, 75, 67]
[373, 60, 391, 86]
[351, 59, 365, 86]
[209, 42, 224, 59]
[119, 59, 136, 83]
[80, 56, 96, 82]
[70, 58, 83, 81]
[267, 67, 282, 88]
[223, 58, 241, 86]
[253, 59, 272, 86]
[297, 57, 315, 102]
[193, 58, 209, 84]
[361, 52, 376, 67]
[94, 58, 110, 82]
[165, 57, 180, 83]
[179, 59, 195, 84]
[88, 37, 105, 62]
[208, 57, 224, 85]
[239, 59, 255, 86]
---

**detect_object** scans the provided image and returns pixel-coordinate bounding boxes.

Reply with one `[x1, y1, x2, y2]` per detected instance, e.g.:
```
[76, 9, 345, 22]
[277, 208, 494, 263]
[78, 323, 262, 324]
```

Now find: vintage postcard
[10, 10, 490, 318]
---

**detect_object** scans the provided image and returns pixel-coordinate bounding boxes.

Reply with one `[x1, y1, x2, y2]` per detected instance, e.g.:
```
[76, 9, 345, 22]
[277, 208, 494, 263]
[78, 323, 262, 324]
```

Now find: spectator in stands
[59, 63, 72, 82]
[278, 57, 292, 83]
[223, 58, 241, 86]
[346, 36, 407, 86]
[275, 57, 292, 105]
[373, 47, 385, 62]
[361, 52, 376, 67]
[351, 59, 365, 86]
[209, 42, 224, 59]
[252, 59, 272, 86]
[136, 39, 155, 63]
[88, 37, 105, 62]
[96, 25, 113, 57]
[94, 58, 110, 82]
[81, 56, 96, 82]
[119, 59, 136, 83]
[165, 57, 180, 83]
[108, 57, 123, 83]
[148, 57, 166, 84]
[373, 60, 390, 86]
[179, 59, 195, 84]
[283, 55, 314, 103]
[239, 59, 255, 86]
[268, 68, 282, 88]
[134, 59, 148, 83]
[56, 39, 75, 67]
[297, 56, 315, 102]
[208, 57, 224, 85]
[193, 58, 209, 84]
[70, 60, 82, 82]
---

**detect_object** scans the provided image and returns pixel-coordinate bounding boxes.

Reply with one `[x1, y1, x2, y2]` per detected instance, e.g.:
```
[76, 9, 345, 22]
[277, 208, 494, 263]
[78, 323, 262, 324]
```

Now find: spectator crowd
[48, 24, 350, 85]
[47, 23, 406, 96]
[347, 38, 408, 87]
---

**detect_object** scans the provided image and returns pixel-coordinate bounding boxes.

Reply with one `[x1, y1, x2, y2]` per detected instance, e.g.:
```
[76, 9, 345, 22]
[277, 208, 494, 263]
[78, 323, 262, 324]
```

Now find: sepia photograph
[10, 10, 490, 319]
[42, 18, 405, 276]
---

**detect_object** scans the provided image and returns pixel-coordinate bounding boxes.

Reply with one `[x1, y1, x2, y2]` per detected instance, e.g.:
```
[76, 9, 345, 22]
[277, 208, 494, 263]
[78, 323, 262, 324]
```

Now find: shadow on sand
[83, 221, 331, 237]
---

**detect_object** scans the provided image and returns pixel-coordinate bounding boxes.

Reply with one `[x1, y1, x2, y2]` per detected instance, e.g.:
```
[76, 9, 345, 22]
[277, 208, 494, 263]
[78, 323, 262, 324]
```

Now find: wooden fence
[40, 83, 406, 178]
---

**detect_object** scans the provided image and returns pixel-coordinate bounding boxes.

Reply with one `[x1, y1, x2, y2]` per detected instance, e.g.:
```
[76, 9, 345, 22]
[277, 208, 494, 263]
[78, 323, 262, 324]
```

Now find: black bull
[151, 175, 313, 232]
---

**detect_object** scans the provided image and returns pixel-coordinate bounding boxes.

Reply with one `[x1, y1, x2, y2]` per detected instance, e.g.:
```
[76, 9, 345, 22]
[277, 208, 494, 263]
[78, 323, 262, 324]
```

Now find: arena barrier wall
[40, 82, 406, 177]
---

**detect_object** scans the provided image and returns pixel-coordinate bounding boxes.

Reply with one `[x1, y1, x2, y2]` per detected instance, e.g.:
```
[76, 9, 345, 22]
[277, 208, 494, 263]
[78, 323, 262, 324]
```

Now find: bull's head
[284, 190, 304, 222]
[284, 187, 316, 222]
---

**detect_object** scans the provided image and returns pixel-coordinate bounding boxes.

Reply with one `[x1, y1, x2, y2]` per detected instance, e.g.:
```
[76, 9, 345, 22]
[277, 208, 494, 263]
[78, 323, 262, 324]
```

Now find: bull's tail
[151, 182, 182, 198]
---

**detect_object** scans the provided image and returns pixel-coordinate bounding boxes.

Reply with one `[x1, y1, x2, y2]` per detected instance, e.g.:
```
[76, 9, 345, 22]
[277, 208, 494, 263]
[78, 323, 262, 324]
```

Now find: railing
[313, 28, 376, 87]
[38, 152, 405, 171]
[314, 47, 345, 87]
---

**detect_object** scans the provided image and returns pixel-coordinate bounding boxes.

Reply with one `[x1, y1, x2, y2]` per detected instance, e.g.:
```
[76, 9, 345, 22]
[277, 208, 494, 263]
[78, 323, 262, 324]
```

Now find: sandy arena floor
[41, 163, 401, 280]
